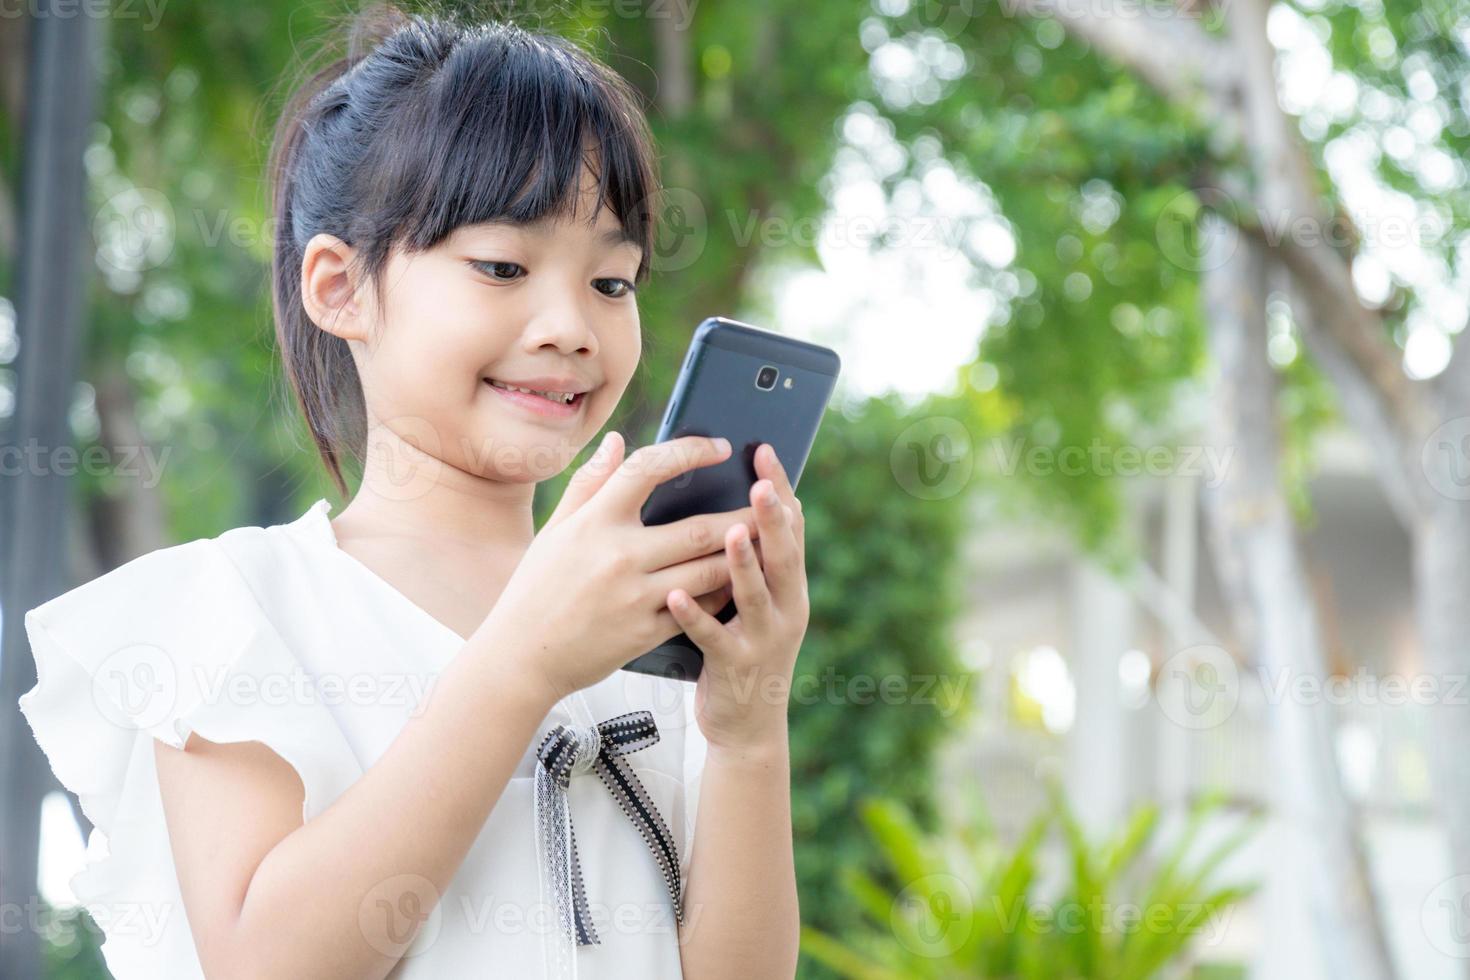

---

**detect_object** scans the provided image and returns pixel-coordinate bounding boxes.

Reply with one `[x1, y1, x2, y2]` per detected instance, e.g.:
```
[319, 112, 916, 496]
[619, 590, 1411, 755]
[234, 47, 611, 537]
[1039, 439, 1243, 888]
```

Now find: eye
[470, 260, 525, 282]
[594, 278, 636, 298]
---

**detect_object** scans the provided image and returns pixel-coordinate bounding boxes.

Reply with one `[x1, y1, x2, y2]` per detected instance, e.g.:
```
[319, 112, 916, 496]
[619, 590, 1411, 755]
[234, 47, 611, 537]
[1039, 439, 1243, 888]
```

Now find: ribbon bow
[533, 709, 684, 972]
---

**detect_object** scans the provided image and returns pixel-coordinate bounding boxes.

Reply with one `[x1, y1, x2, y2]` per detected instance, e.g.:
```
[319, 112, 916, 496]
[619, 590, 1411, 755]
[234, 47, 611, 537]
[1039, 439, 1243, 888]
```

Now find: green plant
[801, 786, 1260, 980]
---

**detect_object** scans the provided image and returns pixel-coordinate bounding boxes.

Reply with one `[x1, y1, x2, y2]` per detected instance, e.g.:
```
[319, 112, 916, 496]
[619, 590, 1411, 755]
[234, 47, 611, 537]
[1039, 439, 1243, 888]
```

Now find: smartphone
[622, 316, 842, 682]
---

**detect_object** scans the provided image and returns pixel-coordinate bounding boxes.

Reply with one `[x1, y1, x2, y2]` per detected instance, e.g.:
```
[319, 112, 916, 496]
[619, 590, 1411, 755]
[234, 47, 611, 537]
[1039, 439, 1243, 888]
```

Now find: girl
[18, 6, 805, 978]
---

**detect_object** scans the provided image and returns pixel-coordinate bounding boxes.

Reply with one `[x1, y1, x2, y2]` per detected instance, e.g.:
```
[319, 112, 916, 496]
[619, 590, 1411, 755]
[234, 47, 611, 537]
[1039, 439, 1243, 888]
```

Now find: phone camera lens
[756, 365, 778, 390]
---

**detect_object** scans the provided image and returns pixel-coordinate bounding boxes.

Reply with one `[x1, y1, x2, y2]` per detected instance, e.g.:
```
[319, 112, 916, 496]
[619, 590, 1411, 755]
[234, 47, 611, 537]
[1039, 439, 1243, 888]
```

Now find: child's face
[335, 175, 644, 485]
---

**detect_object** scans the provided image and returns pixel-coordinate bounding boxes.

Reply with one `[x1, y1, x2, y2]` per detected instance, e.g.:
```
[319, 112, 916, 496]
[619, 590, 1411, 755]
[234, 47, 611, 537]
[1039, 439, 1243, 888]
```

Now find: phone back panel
[624, 318, 840, 683]
[640, 318, 841, 527]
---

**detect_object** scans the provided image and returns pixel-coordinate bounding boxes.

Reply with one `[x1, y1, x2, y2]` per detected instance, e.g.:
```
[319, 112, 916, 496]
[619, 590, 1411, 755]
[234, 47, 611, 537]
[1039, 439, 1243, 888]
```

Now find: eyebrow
[474, 219, 641, 251]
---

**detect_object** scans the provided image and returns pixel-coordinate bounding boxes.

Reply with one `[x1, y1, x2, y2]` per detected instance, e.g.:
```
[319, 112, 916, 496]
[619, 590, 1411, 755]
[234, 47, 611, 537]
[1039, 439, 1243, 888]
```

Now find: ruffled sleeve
[16, 536, 364, 979]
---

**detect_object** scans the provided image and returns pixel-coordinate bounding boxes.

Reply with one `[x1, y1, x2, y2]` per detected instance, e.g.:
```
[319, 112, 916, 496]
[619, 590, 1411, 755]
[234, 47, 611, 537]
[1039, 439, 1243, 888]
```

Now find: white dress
[17, 497, 707, 979]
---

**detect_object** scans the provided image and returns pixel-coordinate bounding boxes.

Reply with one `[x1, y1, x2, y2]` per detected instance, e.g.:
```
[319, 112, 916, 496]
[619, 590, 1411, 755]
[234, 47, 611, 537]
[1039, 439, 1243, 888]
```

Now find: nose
[521, 292, 599, 358]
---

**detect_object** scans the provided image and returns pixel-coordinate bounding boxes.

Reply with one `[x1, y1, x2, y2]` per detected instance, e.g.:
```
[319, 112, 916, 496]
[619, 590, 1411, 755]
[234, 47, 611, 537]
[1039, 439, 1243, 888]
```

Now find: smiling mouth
[484, 379, 586, 406]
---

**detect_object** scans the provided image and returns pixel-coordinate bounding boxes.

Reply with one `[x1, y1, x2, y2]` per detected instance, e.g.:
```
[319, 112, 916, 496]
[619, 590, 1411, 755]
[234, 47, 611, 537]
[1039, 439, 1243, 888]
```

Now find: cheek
[594, 322, 641, 411]
[374, 271, 495, 400]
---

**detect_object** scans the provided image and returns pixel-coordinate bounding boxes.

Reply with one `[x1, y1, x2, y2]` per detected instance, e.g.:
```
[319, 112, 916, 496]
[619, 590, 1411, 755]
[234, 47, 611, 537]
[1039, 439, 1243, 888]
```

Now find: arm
[676, 725, 800, 980]
[664, 443, 813, 980]
[155, 636, 560, 980]
[154, 434, 749, 980]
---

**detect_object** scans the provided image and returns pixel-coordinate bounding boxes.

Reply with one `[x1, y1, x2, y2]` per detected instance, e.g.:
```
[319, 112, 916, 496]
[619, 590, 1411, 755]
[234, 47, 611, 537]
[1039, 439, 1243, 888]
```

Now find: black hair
[268, 3, 661, 497]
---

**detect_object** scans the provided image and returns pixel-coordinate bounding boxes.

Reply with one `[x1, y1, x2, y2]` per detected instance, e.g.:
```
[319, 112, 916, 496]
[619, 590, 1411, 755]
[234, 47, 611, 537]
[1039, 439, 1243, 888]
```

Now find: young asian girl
[17, 7, 805, 979]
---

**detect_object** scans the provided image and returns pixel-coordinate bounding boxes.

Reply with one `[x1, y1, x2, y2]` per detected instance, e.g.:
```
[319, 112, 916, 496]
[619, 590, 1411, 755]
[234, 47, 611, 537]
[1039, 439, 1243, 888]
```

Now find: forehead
[459, 209, 640, 251]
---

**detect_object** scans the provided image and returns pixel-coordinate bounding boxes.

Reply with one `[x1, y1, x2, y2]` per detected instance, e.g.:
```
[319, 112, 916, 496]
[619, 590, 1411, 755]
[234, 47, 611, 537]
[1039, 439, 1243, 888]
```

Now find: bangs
[361, 24, 658, 280]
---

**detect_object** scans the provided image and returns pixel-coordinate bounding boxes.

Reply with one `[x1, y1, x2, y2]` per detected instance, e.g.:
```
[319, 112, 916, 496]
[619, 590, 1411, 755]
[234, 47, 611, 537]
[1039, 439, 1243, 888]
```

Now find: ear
[301, 234, 367, 340]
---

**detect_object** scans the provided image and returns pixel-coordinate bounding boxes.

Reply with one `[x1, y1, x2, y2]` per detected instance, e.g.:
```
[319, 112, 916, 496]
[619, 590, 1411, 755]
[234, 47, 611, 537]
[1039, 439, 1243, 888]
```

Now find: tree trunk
[1198, 224, 1395, 980]
[0, 10, 98, 980]
[1411, 492, 1470, 925]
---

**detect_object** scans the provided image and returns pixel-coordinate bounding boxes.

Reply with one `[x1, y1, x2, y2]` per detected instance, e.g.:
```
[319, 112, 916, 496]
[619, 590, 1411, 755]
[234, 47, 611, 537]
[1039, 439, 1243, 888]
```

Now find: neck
[338, 419, 539, 551]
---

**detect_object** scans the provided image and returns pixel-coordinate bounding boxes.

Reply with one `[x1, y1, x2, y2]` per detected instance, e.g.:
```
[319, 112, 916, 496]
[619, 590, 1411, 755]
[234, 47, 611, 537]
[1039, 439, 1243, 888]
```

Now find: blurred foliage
[801, 785, 1259, 980]
[36, 904, 106, 980]
[788, 394, 975, 971]
[9, 0, 1462, 975]
[4, 2, 963, 978]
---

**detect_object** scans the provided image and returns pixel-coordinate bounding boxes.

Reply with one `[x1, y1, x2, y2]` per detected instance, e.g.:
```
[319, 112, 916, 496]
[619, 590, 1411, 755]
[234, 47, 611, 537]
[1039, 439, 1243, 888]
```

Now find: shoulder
[24, 535, 260, 662]
[25, 502, 325, 653]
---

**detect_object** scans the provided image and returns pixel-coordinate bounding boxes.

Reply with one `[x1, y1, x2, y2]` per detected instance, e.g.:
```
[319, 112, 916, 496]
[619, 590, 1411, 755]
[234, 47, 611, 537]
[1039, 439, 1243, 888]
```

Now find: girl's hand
[480, 432, 758, 704]
[666, 443, 809, 751]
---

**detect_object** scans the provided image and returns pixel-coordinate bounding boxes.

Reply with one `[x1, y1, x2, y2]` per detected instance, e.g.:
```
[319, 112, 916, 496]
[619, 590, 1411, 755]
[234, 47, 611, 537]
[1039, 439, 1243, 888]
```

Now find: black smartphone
[622, 316, 842, 682]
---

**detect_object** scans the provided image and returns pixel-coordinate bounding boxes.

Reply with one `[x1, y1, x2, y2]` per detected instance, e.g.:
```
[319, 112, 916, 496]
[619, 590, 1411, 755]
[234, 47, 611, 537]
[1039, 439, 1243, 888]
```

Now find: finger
[647, 549, 733, 606]
[641, 506, 760, 570]
[751, 478, 802, 604]
[755, 443, 804, 551]
[597, 435, 733, 517]
[545, 431, 623, 530]
[693, 582, 733, 616]
[724, 521, 774, 633]
[665, 588, 734, 659]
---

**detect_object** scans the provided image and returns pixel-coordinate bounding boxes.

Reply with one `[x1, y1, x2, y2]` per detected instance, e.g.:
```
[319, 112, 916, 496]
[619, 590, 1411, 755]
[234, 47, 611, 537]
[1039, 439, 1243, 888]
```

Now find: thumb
[545, 430, 623, 530]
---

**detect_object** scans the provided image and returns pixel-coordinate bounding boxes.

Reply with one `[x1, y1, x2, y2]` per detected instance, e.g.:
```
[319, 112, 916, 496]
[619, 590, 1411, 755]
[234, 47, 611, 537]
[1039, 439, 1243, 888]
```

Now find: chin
[477, 427, 591, 484]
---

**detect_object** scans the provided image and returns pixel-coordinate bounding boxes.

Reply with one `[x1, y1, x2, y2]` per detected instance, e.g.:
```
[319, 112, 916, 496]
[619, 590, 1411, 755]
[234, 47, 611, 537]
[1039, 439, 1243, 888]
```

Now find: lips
[483, 378, 588, 418]
[485, 379, 581, 405]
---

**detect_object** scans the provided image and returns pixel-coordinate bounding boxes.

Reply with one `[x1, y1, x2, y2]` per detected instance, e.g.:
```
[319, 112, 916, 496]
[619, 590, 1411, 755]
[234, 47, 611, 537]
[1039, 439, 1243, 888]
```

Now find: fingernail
[713, 437, 731, 454]
[763, 483, 778, 506]
[736, 531, 751, 551]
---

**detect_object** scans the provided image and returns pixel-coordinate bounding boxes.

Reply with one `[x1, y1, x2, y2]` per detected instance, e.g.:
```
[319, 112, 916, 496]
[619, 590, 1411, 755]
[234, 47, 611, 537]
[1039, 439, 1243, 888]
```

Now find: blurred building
[938, 424, 1449, 979]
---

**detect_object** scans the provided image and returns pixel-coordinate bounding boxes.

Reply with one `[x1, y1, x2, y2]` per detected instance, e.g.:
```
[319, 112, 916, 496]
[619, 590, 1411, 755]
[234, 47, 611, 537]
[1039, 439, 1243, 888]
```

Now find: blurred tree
[0, 3, 971, 979]
[839, 0, 1469, 975]
[0, 9, 99, 980]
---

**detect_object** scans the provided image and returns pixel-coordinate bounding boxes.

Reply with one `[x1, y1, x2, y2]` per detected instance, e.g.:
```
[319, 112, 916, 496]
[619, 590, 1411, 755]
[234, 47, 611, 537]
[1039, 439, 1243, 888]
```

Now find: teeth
[489, 380, 577, 404]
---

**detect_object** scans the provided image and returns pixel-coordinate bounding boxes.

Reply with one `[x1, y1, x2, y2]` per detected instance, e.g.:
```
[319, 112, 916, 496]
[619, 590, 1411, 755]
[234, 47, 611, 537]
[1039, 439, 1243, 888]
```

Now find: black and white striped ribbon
[533, 709, 685, 974]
